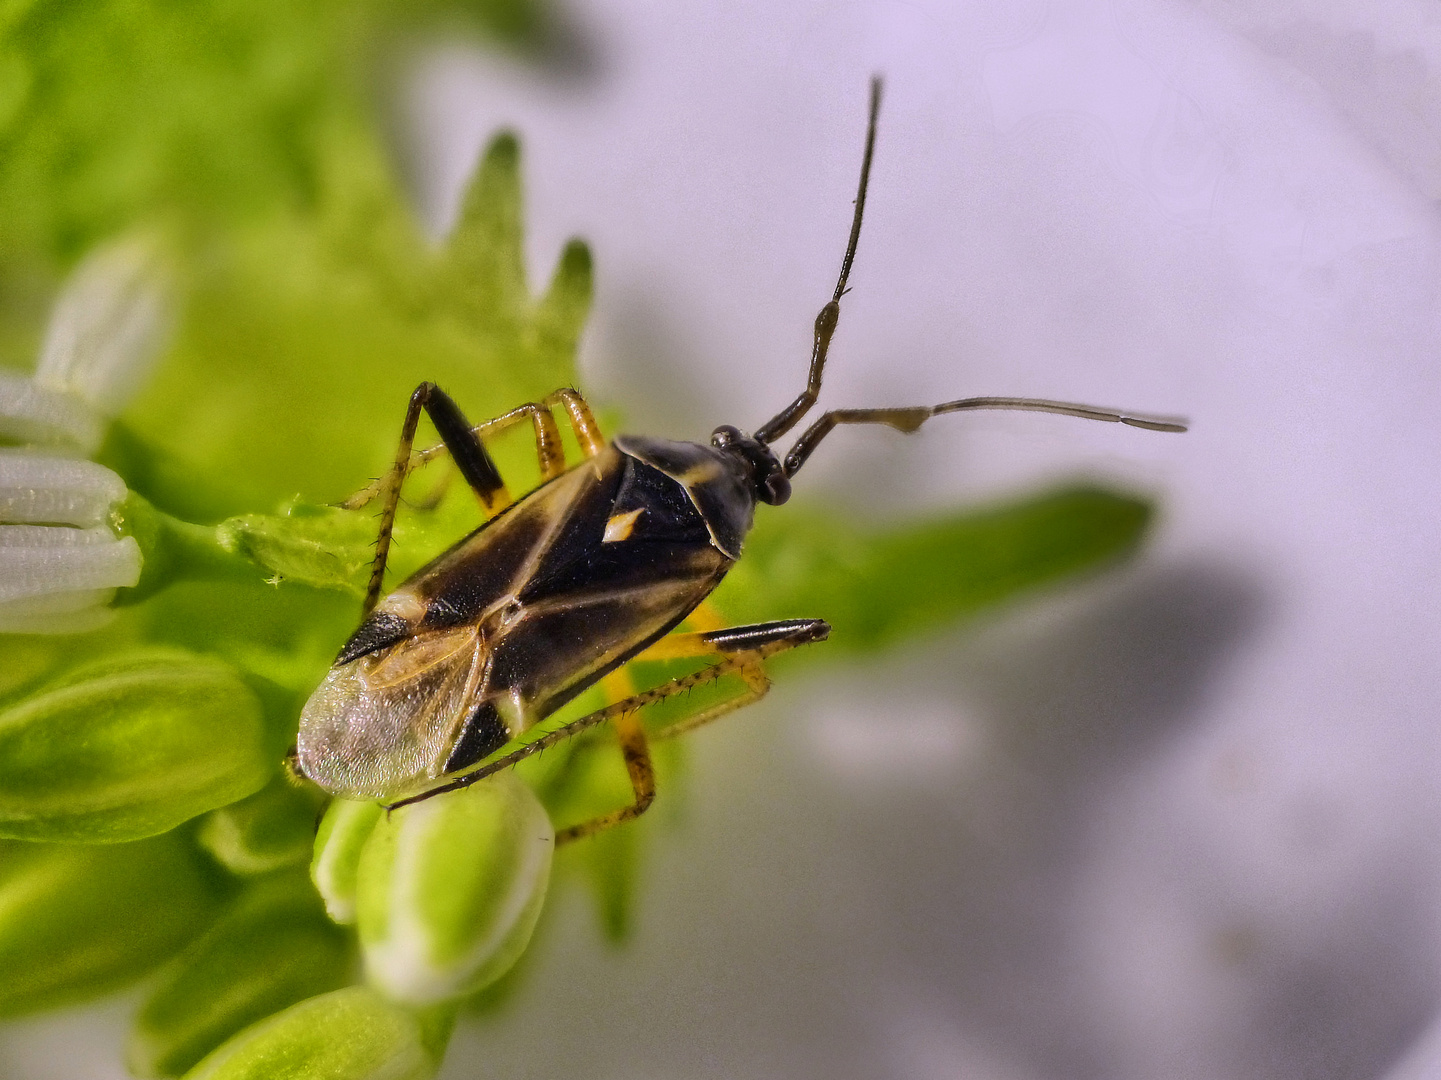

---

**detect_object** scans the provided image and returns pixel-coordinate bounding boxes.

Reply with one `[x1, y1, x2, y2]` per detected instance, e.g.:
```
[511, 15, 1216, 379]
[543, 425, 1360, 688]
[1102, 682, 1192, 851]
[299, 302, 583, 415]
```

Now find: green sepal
[197, 778, 325, 876]
[180, 986, 455, 1080]
[0, 647, 271, 842]
[216, 502, 375, 597]
[532, 238, 595, 372]
[212, 488, 515, 601]
[444, 132, 529, 341]
[312, 798, 383, 925]
[356, 773, 553, 1005]
[211, 496, 472, 600]
[129, 870, 354, 1079]
[0, 832, 228, 1016]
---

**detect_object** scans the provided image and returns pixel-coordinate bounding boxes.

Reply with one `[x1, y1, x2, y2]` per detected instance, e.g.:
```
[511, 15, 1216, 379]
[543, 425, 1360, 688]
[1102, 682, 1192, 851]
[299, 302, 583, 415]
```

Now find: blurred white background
[10, 0, 1441, 1077]
[415, 3, 1441, 1077]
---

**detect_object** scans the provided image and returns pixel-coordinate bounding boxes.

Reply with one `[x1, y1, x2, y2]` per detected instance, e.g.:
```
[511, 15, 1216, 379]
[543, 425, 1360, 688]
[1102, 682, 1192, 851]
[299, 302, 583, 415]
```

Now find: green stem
[110, 491, 262, 605]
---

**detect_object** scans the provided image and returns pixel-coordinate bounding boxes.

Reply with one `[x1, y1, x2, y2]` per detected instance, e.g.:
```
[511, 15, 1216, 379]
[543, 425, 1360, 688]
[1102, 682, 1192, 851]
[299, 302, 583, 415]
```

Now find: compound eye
[711, 425, 741, 449]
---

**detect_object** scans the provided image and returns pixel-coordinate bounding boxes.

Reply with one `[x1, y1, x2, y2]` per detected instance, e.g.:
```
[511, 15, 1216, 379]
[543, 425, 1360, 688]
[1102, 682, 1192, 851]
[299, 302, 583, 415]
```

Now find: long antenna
[832, 76, 882, 304]
[780, 396, 1187, 478]
[754, 76, 883, 445]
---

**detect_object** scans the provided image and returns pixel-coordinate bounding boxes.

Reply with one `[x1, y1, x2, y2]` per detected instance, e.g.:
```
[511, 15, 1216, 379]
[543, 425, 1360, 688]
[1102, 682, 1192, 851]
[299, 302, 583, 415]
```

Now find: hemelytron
[294, 78, 1185, 843]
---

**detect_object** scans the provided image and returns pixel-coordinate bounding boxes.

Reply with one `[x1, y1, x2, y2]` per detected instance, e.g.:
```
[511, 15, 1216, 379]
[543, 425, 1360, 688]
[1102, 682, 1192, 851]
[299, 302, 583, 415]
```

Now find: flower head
[0, 233, 173, 633]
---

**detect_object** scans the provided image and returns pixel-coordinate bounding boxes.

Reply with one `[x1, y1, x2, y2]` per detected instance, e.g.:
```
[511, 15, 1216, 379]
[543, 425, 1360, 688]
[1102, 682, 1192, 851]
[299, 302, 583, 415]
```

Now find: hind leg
[385, 620, 830, 846]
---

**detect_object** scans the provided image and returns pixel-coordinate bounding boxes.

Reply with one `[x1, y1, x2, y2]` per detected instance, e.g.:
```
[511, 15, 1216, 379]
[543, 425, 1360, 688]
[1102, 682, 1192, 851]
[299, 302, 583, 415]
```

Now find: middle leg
[341, 401, 563, 512]
[552, 668, 657, 846]
[343, 386, 608, 510]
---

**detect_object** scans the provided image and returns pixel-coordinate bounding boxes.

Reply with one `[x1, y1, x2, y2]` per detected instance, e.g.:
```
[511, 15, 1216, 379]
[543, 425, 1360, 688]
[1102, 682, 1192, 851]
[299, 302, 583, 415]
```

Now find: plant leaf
[711, 484, 1153, 653]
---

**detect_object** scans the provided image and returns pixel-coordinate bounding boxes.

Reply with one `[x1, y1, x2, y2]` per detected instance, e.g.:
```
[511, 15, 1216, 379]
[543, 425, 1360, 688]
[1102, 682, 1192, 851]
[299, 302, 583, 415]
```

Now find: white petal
[0, 588, 116, 613]
[34, 233, 173, 417]
[0, 525, 115, 547]
[0, 534, 141, 602]
[0, 371, 104, 452]
[0, 451, 127, 526]
[0, 593, 117, 634]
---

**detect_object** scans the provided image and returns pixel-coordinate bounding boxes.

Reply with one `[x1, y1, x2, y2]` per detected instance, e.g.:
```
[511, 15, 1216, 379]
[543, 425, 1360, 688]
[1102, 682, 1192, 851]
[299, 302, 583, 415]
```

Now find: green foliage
[110, 130, 593, 522]
[717, 485, 1153, 652]
[0, 0, 1168, 1073]
[0, 0, 548, 276]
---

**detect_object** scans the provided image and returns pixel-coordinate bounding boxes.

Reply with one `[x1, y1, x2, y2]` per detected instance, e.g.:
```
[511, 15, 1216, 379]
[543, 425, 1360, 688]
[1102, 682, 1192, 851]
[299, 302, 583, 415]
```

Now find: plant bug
[294, 77, 1185, 843]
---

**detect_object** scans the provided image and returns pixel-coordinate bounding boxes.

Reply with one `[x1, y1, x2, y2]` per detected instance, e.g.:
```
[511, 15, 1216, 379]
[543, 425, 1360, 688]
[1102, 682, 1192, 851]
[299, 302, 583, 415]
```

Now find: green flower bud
[356, 773, 553, 1005]
[0, 648, 271, 842]
[198, 780, 323, 876]
[181, 986, 454, 1080]
[0, 832, 226, 1016]
[129, 871, 353, 1078]
[311, 798, 383, 924]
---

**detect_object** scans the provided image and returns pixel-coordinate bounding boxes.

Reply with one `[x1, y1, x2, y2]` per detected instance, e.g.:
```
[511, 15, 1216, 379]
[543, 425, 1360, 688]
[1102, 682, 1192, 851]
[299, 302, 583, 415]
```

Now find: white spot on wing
[603, 507, 644, 543]
[379, 588, 427, 624]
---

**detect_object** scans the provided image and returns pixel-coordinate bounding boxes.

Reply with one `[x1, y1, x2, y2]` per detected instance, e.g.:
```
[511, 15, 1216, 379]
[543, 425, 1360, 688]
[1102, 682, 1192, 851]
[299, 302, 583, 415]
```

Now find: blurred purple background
[9, 1, 1441, 1077]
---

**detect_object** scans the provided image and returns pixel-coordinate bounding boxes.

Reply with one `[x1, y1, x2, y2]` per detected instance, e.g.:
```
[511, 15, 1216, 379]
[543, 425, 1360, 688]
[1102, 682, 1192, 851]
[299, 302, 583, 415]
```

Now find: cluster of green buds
[0, 239, 559, 1078]
[137, 775, 553, 1080]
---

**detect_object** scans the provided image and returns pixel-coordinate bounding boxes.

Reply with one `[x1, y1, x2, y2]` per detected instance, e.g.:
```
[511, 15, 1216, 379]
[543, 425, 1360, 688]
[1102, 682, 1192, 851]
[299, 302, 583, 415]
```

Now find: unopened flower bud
[181, 986, 453, 1080]
[0, 649, 270, 842]
[356, 773, 553, 1005]
[198, 779, 325, 876]
[311, 797, 383, 924]
[130, 872, 352, 1078]
[0, 833, 225, 1016]
[0, 452, 141, 632]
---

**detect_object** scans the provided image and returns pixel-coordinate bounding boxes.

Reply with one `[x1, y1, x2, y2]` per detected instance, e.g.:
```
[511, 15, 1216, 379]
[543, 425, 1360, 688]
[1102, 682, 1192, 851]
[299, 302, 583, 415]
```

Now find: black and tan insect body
[300, 435, 774, 802]
[295, 77, 1185, 843]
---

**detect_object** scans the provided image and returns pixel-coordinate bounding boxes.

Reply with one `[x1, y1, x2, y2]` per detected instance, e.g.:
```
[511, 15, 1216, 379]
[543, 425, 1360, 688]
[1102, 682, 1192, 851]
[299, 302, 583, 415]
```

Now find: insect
[294, 78, 1185, 842]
